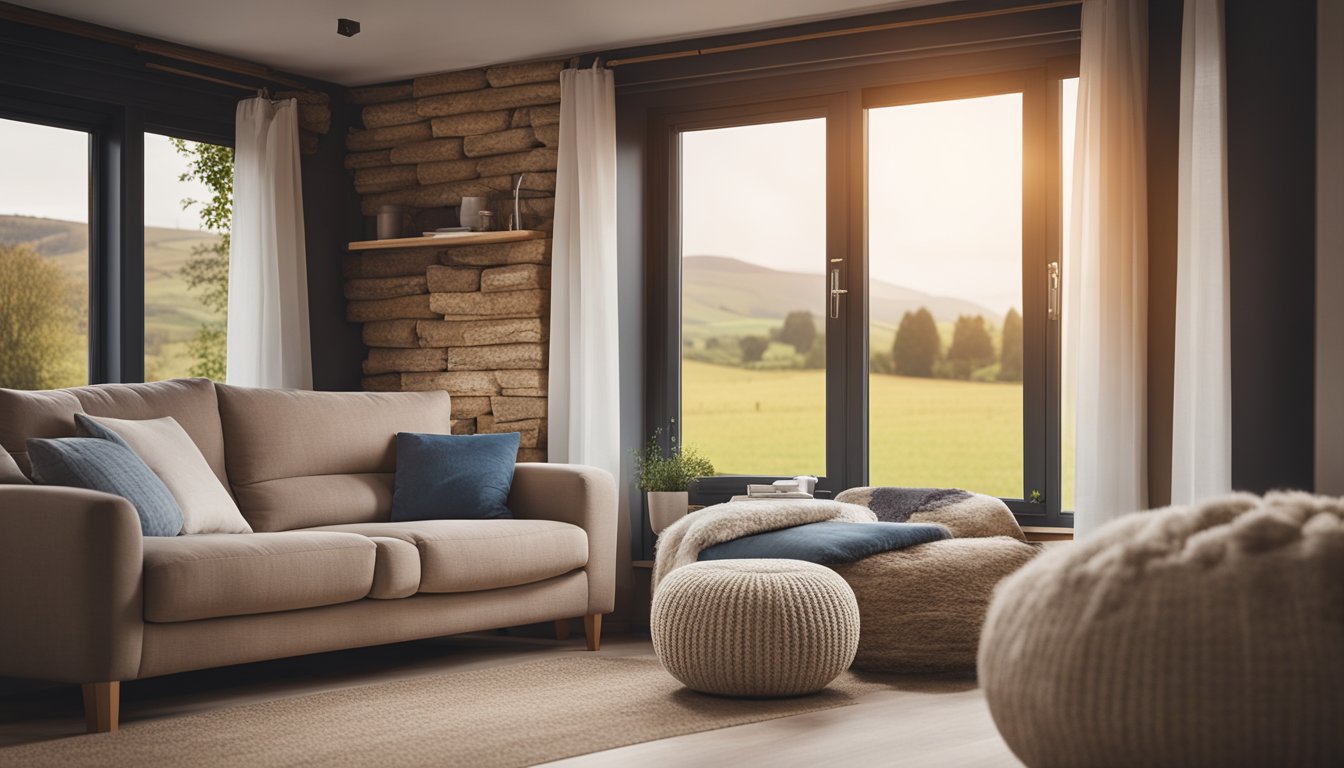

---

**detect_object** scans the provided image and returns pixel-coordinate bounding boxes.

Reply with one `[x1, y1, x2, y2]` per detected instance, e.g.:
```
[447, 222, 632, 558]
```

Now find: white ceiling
[13, 0, 936, 86]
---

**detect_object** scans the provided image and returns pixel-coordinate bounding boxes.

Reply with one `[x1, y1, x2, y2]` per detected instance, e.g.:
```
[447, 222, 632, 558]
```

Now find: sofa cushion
[0, 379, 226, 482]
[26, 437, 184, 536]
[215, 386, 452, 531]
[76, 414, 251, 534]
[301, 520, 588, 593]
[367, 537, 421, 599]
[391, 432, 519, 521]
[141, 532, 376, 622]
[0, 449, 29, 484]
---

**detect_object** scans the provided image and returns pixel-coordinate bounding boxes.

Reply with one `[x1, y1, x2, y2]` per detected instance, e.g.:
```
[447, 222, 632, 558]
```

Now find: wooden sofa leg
[82, 681, 119, 734]
[554, 618, 571, 640]
[583, 613, 602, 651]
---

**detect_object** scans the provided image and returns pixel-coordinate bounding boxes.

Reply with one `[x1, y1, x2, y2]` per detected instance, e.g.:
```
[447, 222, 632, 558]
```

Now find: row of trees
[0, 244, 85, 390]
[887, 306, 1022, 382]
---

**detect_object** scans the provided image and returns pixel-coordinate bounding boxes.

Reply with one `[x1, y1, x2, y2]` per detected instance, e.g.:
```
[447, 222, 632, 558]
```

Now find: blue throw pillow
[391, 432, 520, 521]
[26, 437, 184, 536]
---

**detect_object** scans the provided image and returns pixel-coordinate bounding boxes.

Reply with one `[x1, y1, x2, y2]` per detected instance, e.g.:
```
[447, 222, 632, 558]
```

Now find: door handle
[1047, 261, 1060, 321]
[830, 268, 848, 319]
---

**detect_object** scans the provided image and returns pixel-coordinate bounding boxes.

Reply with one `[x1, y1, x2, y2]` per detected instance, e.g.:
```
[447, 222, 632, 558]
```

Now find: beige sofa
[0, 378, 617, 733]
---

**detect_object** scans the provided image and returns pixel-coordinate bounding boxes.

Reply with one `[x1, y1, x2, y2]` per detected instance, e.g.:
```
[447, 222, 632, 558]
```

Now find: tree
[0, 244, 82, 389]
[999, 307, 1023, 382]
[892, 307, 941, 377]
[170, 138, 234, 380]
[739, 336, 769, 364]
[803, 333, 827, 369]
[946, 314, 995, 379]
[778, 310, 817, 354]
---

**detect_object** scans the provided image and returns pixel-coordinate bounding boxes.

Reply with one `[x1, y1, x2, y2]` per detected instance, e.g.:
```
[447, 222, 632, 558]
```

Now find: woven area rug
[0, 657, 888, 767]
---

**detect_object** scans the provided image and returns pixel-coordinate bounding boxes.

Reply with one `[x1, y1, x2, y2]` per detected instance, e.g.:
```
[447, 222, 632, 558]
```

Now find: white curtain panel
[548, 67, 620, 477]
[226, 97, 312, 389]
[1171, 0, 1232, 504]
[1066, 0, 1149, 538]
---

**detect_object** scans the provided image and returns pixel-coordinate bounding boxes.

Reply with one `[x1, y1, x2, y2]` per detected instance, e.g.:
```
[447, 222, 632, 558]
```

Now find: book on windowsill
[730, 492, 814, 502]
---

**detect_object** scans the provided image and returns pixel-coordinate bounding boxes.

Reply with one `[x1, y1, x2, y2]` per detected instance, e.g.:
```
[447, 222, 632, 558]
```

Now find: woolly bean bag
[979, 491, 1344, 768]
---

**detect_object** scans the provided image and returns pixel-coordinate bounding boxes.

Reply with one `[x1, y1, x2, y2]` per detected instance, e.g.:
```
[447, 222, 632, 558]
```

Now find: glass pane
[867, 93, 1024, 497]
[144, 134, 232, 382]
[1061, 76, 1079, 511]
[0, 117, 90, 389]
[680, 118, 827, 476]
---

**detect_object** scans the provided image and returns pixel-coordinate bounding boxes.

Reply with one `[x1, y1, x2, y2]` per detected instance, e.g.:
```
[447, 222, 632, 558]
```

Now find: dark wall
[1225, 0, 1317, 492]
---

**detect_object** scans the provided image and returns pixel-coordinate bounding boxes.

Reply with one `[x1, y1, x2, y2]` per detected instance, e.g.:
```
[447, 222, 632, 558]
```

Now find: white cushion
[82, 414, 251, 534]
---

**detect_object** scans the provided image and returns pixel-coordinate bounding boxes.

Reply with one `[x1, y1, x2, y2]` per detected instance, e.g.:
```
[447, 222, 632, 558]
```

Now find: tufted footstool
[651, 559, 860, 697]
[979, 491, 1344, 767]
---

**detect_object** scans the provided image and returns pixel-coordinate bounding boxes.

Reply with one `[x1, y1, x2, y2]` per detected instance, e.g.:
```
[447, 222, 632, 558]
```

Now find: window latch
[829, 268, 848, 319]
[1047, 261, 1060, 321]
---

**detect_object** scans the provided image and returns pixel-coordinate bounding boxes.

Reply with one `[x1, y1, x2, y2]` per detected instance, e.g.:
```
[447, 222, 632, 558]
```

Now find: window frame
[645, 56, 1080, 528]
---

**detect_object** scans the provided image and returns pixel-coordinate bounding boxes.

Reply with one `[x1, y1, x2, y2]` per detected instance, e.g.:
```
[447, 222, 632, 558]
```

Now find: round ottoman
[651, 559, 859, 697]
[979, 491, 1344, 768]
[831, 536, 1038, 673]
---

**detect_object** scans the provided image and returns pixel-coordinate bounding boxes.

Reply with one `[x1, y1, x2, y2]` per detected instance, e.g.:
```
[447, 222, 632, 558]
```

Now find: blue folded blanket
[697, 521, 950, 566]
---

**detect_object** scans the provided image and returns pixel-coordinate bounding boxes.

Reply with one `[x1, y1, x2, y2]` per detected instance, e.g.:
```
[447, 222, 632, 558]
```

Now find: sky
[0, 118, 214, 231]
[681, 83, 1080, 318]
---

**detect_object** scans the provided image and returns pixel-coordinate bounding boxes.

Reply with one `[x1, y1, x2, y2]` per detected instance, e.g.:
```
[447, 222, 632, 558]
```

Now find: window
[143, 133, 232, 382]
[0, 117, 91, 390]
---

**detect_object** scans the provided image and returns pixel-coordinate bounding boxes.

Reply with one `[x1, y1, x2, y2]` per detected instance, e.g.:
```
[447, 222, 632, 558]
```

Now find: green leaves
[634, 431, 716, 492]
[170, 138, 233, 381]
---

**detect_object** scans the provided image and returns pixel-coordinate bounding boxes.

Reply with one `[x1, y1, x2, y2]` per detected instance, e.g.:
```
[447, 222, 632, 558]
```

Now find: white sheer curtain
[548, 66, 620, 478]
[1066, 0, 1149, 538]
[227, 97, 312, 389]
[1171, 0, 1232, 504]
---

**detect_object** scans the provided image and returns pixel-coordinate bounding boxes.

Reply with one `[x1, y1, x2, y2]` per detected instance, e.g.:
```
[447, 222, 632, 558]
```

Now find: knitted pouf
[831, 536, 1038, 673]
[979, 492, 1344, 768]
[651, 559, 860, 697]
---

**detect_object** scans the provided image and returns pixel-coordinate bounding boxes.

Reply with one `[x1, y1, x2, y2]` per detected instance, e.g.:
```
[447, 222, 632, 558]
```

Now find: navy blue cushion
[390, 432, 520, 521]
[26, 437, 184, 536]
[698, 520, 950, 565]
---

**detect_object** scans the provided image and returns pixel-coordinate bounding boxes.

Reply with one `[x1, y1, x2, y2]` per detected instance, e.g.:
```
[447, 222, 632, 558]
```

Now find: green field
[683, 359, 1074, 501]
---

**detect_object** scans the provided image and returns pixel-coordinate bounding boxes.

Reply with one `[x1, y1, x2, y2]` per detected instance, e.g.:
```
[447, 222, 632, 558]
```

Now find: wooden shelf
[348, 230, 546, 251]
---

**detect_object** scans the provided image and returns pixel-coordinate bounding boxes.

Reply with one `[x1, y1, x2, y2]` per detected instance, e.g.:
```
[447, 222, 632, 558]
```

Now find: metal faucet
[512, 174, 524, 231]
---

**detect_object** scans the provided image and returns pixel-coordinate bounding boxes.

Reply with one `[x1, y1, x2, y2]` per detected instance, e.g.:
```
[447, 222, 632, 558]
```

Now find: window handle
[1047, 261, 1060, 321]
[830, 268, 848, 319]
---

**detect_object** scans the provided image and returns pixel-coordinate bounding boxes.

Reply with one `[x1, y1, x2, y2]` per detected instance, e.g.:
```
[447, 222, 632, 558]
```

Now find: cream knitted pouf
[979, 491, 1344, 768]
[651, 559, 860, 697]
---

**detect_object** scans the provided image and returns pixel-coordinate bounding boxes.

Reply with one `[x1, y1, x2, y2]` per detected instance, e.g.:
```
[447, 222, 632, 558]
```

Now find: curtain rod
[144, 62, 261, 92]
[606, 0, 1082, 67]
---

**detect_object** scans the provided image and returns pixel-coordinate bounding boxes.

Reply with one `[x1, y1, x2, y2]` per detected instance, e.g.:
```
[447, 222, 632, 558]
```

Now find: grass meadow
[682, 358, 1075, 503]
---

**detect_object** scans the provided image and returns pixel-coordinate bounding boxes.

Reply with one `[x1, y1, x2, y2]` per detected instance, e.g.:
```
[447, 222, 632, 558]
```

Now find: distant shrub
[739, 335, 769, 363]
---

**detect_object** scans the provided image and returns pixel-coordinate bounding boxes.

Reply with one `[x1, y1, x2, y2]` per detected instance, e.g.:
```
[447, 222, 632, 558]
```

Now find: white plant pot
[647, 491, 689, 534]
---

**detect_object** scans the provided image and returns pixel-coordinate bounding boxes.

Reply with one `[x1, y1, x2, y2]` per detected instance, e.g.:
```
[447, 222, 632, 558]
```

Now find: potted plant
[634, 432, 715, 534]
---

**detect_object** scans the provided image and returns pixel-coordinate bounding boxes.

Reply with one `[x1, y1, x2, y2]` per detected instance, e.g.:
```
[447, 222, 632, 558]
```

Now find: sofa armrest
[508, 463, 617, 615]
[0, 485, 144, 683]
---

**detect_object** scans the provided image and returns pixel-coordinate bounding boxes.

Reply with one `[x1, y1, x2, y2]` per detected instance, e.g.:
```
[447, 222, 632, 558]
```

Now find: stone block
[486, 60, 564, 88]
[362, 100, 420, 129]
[343, 250, 441, 279]
[430, 111, 513, 138]
[481, 264, 549, 293]
[495, 370, 547, 391]
[463, 127, 540, 157]
[345, 149, 393, 170]
[347, 294, 439, 322]
[416, 318, 543, 347]
[529, 104, 561, 127]
[358, 188, 421, 216]
[416, 158, 480, 185]
[413, 69, 489, 98]
[451, 418, 477, 435]
[446, 343, 546, 370]
[349, 83, 413, 105]
[363, 347, 448, 375]
[440, 238, 549, 267]
[477, 415, 543, 448]
[518, 172, 557, 192]
[416, 83, 561, 118]
[430, 289, 546, 319]
[533, 123, 560, 147]
[344, 275, 427, 301]
[362, 319, 420, 348]
[345, 122, 432, 151]
[389, 138, 465, 164]
[450, 396, 492, 418]
[362, 373, 401, 391]
[400, 370, 500, 395]
[297, 105, 331, 135]
[424, 266, 481, 293]
[519, 197, 555, 218]
[354, 165, 419, 194]
[476, 148, 558, 177]
[400, 175, 515, 211]
[491, 395, 547, 421]
[517, 448, 547, 462]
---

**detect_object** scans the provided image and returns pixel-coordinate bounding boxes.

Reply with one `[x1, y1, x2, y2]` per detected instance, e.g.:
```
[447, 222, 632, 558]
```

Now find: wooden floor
[0, 632, 1021, 767]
